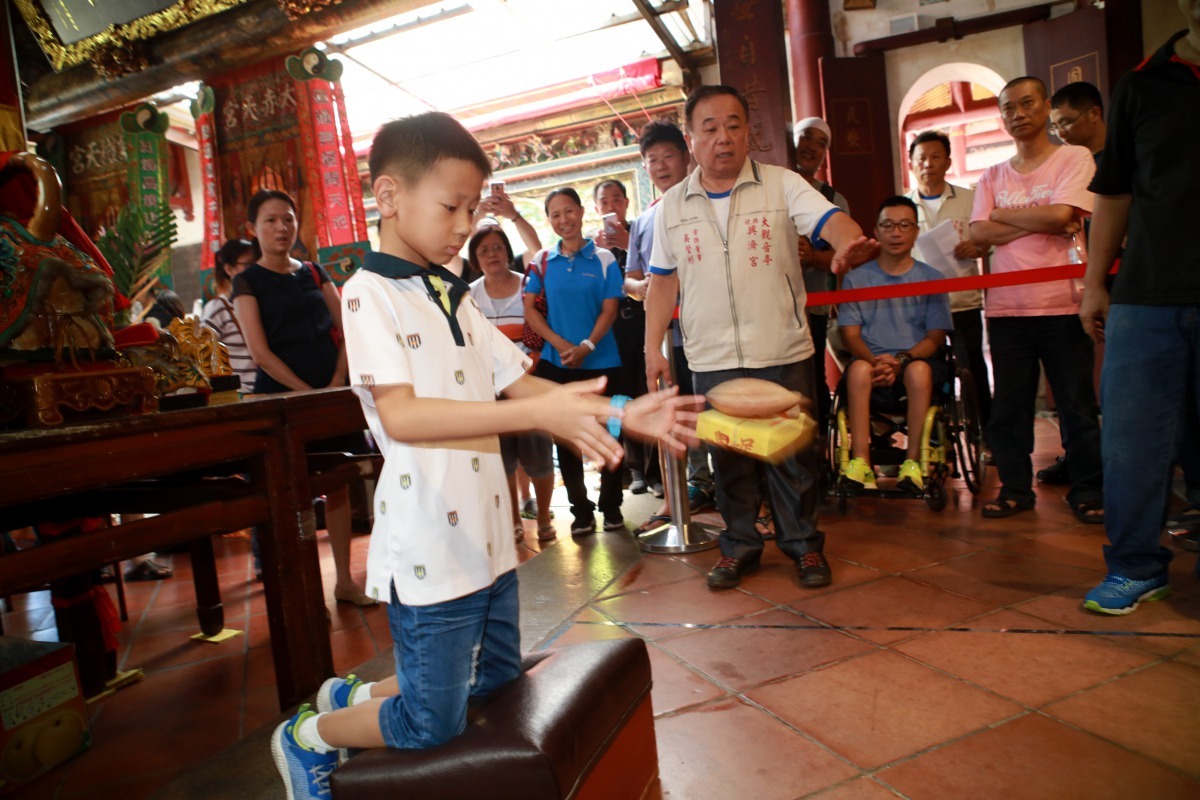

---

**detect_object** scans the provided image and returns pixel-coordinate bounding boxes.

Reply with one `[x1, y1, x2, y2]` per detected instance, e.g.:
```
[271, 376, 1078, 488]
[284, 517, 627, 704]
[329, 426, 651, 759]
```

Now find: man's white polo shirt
[342, 252, 531, 606]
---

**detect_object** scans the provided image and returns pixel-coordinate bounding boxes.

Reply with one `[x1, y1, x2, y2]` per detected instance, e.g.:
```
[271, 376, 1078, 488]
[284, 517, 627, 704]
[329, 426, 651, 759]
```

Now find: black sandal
[1072, 501, 1105, 525]
[635, 514, 671, 534]
[981, 496, 1035, 518]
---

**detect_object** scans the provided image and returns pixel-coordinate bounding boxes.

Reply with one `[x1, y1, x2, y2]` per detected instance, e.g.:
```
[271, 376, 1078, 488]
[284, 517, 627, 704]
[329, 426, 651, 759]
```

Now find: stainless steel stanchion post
[637, 327, 720, 554]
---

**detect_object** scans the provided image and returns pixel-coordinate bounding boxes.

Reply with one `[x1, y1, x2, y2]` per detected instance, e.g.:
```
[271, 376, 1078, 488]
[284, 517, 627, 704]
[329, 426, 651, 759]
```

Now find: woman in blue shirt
[524, 188, 625, 536]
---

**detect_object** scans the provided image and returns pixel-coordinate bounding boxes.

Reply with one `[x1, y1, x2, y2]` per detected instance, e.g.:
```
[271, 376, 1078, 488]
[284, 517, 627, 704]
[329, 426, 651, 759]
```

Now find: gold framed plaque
[14, 0, 251, 72]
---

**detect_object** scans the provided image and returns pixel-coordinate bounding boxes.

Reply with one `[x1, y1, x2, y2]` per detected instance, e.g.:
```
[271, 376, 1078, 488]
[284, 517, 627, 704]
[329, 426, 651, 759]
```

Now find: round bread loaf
[706, 378, 811, 419]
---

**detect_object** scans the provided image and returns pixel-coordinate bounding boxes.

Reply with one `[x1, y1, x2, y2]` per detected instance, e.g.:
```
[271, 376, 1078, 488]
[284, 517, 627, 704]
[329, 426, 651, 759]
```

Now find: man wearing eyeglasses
[838, 197, 952, 492]
[969, 76, 1103, 524]
[1050, 82, 1107, 164]
[1035, 81, 1110, 487]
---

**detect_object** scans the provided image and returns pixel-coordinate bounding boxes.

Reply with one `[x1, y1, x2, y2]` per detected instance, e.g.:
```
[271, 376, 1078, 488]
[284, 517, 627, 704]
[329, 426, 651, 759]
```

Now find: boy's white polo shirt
[342, 252, 531, 607]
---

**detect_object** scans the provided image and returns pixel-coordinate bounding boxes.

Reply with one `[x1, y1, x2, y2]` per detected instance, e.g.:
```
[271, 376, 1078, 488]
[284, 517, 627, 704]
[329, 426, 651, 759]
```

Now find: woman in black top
[232, 189, 373, 606]
[232, 192, 345, 393]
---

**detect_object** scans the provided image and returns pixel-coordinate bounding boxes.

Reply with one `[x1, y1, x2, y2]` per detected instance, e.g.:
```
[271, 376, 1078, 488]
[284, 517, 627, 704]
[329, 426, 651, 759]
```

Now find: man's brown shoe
[796, 552, 832, 588]
[706, 555, 759, 589]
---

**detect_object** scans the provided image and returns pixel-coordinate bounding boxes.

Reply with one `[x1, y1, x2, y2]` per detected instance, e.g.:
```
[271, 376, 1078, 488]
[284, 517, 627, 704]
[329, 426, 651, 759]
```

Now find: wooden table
[0, 388, 367, 709]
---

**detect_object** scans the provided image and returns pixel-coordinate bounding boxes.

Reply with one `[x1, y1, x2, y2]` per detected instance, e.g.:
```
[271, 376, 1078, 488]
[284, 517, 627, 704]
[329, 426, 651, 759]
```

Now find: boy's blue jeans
[1101, 304, 1200, 579]
[379, 569, 521, 749]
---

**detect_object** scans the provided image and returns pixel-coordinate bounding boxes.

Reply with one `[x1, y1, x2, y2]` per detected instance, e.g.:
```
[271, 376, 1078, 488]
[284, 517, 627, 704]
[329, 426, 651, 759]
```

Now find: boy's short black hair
[908, 130, 951, 160]
[684, 85, 750, 130]
[592, 179, 627, 203]
[467, 224, 514, 272]
[1050, 81, 1104, 117]
[247, 189, 295, 225]
[877, 195, 919, 219]
[369, 112, 492, 186]
[544, 187, 582, 214]
[215, 238, 255, 284]
[639, 120, 687, 157]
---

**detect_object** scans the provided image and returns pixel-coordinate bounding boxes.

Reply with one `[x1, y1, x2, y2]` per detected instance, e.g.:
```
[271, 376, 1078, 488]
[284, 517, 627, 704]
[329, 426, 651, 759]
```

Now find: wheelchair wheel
[827, 390, 848, 503]
[952, 368, 986, 494]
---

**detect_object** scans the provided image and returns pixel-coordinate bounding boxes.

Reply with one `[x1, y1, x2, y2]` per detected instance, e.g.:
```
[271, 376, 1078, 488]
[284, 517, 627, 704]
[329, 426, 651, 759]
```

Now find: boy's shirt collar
[362, 251, 471, 347]
[362, 251, 469, 289]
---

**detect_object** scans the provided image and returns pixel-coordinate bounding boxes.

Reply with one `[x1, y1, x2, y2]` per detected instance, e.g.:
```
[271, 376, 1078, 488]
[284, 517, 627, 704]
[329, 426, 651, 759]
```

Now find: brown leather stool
[331, 637, 658, 800]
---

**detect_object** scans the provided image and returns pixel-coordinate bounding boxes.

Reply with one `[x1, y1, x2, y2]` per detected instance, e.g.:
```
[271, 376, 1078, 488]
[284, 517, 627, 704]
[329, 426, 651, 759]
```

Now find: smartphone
[602, 212, 619, 235]
[489, 180, 505, 197]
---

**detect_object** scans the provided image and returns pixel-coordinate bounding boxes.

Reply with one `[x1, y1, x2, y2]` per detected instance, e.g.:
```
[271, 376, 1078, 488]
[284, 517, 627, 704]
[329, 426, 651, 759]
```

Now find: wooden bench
[333, 638, 659, 800]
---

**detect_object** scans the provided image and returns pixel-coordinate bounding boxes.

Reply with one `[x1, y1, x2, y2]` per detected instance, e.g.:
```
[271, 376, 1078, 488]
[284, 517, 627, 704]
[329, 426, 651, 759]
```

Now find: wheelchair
[827, 338, 986, 511]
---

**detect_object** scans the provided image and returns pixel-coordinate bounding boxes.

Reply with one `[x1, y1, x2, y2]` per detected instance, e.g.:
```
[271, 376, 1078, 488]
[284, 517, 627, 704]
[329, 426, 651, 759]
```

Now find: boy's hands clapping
[537, 377, 625, 467]
[534, 379, 703, 466]
[621, 386, 704, 454]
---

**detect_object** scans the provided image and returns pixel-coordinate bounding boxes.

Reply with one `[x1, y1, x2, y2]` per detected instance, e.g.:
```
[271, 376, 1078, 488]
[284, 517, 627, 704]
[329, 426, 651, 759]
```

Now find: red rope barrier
[666, 261, 1112, 320]
[806, 263, 1086, 306]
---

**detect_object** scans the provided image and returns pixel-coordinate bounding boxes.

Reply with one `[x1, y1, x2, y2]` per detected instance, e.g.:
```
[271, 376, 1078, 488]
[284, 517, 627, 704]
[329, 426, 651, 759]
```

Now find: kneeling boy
[838, 196, 952, 492]
[271, 112, 698, 800]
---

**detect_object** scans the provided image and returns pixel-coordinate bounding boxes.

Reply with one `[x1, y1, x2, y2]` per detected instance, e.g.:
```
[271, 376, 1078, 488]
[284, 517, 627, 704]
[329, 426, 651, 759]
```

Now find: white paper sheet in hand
[915, 220, 971, 280]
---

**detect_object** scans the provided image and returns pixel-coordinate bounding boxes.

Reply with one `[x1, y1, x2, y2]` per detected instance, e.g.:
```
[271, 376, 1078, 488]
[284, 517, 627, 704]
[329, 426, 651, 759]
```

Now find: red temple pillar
[787, 0, 836, 124]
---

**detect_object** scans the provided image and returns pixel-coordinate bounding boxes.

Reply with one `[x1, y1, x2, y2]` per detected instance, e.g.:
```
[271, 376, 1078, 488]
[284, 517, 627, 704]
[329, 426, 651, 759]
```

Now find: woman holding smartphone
[468, 180, 543, 278]
[523, 187, 625, 537]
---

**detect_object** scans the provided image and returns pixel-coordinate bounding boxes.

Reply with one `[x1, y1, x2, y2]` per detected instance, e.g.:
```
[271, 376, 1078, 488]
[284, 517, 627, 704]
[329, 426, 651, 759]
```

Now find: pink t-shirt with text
[971, 145, 1095, 317]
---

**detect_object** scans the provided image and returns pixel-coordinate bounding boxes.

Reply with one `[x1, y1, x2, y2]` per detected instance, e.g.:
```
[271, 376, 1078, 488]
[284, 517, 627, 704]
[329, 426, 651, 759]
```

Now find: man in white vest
[905, 129, 991, 427]
[644, 85, 878, 591]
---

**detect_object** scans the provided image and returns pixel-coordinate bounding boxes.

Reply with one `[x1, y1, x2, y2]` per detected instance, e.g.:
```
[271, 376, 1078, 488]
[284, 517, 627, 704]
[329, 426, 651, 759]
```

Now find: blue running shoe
[1083, 574, 1171, 616]
[316, 675, 362, 762]
[271, 703, 337, 800]
[316, 673, 362, 714]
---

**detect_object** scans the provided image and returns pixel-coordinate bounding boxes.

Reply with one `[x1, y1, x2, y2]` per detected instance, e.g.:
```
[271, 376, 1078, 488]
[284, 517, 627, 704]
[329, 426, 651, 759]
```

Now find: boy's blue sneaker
[316, 673, 362, 713]
[1083, 573, 1171, 616]
[271, 703, 338, 800]
[316, 675, 362, 762]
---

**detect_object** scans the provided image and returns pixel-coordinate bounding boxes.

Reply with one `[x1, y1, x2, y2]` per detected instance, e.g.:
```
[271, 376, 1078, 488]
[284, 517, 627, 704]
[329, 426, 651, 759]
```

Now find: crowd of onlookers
[185, 11, 1199, 621]
[251, 8, 1200, 793]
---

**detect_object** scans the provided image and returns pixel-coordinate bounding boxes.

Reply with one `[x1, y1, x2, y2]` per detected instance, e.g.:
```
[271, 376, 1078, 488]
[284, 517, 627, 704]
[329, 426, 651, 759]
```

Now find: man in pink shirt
[970, 76, 1103, 523]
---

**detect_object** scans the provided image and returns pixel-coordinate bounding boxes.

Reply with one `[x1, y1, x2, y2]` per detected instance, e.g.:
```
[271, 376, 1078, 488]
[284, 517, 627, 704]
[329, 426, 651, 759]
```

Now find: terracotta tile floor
[4, 419, 1200, 799]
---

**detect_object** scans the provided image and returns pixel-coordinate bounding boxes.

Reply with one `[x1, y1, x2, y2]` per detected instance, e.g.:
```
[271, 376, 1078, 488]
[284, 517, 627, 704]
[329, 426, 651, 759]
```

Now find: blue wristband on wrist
[608, 394, 631, 437]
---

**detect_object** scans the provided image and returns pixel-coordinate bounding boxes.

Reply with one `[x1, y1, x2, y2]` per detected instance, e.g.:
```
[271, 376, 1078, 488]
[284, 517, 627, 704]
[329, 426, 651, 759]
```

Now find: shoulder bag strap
[305, 261, 323, 288]
[216, 295, 245, 341]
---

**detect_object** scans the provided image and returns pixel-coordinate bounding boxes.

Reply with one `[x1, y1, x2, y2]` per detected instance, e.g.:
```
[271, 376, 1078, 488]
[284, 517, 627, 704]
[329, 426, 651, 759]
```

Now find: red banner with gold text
[191, 86, 223, 298]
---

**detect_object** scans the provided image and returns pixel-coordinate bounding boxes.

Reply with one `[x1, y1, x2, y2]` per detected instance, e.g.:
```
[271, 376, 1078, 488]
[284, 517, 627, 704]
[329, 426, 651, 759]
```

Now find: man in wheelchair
[838, 196, 953, 492]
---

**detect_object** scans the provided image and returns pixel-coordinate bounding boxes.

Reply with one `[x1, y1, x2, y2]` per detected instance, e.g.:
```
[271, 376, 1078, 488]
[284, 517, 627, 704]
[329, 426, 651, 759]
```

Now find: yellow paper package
[697, 409, 818, 464]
